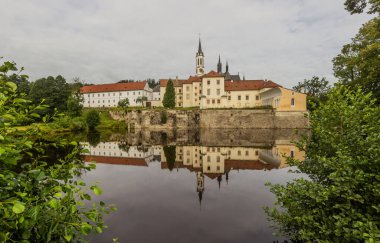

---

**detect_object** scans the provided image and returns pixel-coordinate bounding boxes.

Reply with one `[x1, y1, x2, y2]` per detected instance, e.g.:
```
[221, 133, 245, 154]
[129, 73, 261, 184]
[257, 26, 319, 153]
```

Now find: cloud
[0, 0, 372, 87]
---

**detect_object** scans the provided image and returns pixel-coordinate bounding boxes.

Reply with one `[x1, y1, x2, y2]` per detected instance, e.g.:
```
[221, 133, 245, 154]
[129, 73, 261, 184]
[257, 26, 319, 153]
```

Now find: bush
[160, 111, 167, 124]
[70, 117, 87, 131]
[118, 98, 129, 108]
[86, 110, 100, 130]
[265, 85, 380, 242]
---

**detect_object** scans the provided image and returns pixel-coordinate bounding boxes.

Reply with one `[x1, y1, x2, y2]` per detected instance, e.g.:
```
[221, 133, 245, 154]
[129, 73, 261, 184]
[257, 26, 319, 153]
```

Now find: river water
[80, 129, 306, 243]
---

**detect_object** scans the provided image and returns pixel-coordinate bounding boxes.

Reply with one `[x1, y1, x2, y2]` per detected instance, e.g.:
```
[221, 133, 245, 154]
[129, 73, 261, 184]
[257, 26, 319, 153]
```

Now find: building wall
[82, 83, 152, 108]
[200, 76, 226, 108]
[261, 87, 307, 112]
[225, 90, 262, 108]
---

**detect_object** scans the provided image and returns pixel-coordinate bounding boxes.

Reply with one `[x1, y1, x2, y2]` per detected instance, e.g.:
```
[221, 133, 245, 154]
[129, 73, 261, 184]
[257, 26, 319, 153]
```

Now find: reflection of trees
[118, 142, 130, 153]
[137, 145, 149, 153]
[163, 146, 176, 171]
[87, 130, 101, 147]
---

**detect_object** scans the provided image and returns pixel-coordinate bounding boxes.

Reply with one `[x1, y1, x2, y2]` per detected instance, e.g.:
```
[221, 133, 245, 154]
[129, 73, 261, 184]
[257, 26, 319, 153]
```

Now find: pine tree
[163, 79, 176, 108]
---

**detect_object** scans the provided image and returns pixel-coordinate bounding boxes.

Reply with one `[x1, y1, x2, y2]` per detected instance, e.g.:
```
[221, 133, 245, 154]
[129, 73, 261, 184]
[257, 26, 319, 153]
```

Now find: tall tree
[29, 75, 71, 116]
[333, 17, 380, 103]
[344, 0, 380, 14]
[163, 79, 176, 108]
[146, 78, 157, 89]
[293, 76, 330, 110]
[67, 77, 84, 117]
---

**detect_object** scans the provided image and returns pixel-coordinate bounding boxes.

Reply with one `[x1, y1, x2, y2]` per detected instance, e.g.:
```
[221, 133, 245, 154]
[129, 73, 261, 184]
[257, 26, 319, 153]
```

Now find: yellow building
[159, 39, 307, 111]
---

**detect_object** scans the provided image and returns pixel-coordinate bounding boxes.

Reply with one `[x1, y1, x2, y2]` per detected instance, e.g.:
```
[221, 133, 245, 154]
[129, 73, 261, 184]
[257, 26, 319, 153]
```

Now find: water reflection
[81, 129, 306, 243]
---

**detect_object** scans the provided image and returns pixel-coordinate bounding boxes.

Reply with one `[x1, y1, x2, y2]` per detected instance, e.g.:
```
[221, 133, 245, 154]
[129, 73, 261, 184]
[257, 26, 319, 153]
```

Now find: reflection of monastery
[82, 142, 304, 203]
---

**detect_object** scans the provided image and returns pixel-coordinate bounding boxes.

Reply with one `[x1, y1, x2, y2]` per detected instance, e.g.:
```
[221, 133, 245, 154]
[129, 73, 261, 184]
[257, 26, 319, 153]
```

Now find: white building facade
[80, 81, 153, 108]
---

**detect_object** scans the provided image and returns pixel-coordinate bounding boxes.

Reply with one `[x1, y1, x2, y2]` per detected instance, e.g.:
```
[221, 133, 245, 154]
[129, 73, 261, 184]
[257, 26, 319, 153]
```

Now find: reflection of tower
[196, 171, 204, 206]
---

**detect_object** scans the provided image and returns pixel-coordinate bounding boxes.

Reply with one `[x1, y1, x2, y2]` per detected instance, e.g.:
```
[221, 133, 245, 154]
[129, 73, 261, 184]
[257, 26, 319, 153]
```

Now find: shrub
[118, 98, 129, 108]
[86, 110, 100, 130]
[160, 111, 167, 124]
[265, 85, 380, 242]
[70, 117, 87, 131]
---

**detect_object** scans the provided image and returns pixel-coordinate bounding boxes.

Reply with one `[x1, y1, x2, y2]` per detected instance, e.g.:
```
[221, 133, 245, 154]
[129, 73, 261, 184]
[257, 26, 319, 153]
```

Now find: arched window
[291, 98, 295, 107]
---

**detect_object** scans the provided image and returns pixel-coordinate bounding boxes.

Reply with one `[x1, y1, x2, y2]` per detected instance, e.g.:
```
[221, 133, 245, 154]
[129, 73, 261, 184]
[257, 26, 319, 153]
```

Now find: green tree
[136, 96, 148, 106]
[146, 78, 157, 89]
[0, 60, 114, 242]
[344, 0, 380, 14]
[66, 78, 84, 117]
[118, 98, 129, 108]
[293, 76, 330, 110]
[163, 79, 175, 108]
[7, 73, 30, 95]
[29, 75, 71, 116]
[86, 110, 101, 130]
[163, 146, 176, 171]
[265, 84, 380, 242]
[333, 17, 380, 103]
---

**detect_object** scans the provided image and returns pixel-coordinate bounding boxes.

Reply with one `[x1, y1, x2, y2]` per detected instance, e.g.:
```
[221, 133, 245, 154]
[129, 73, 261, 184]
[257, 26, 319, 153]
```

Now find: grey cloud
[0, 0, 372, 87]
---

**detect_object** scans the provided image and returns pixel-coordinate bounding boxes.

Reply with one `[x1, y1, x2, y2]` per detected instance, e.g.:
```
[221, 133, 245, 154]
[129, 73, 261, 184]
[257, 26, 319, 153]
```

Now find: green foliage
[344, 0, 380, 14]
[293, 76, 331, 110]
[6, 73, 31, 95]
[163, 79, 176, 108]
[70, 117, 88, 131]
[265, 84, 380, 242]
[163, 146, 176, 171]
[86, 110, 100, 130]
[118, 98, 129, 108]
[0, 60, 115, 242]
[136, 96, 148, 105]
[333, 17, 380, 103]
[29, 75, 71, 116]
[146, 78, 158, 89]
[160, 111, 167, 124]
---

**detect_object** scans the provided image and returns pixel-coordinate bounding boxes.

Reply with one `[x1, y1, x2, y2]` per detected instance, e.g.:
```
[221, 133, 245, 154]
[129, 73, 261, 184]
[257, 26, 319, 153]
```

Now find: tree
[163, 146, 176, 171]
[86, 110, 100, 130]
[7, 73, 30, 95]
[0, 60, 114, 242]
[163, 79, 176, 108]
[344, 0, 380, 14]
[333, 17, 380, 103]
[118, 98, 129, 108]
[265, 84, 380, 242]
[146, 78, 157, 89]
[293, 76, 331, 110]
[136, 96, 148, 106]
[29, 75, 71, 116]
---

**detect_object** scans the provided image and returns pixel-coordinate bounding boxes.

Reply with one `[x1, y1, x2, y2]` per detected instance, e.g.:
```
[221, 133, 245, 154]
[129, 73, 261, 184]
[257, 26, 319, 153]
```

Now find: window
[186, 94, 190, 99]
[113, 93, 115, 96]
[207, 156, 210, 162]
[290, 150, 295, 158]
[246, 151, 249, 156]
[212, 147, 215, 152]
[103, 100, 104, 103]
[98, 100, 100, 103]
[246, 95, 249, 100]
[256, 95, 260, 100]
[98, 94, 100, 97]
[92, 94, 94, 97]
[103, 94, 105, 97]
[228, 96, 231, 100]
[217, 80, 220, 85]
[88, 94, 90, 97]
[207, 99, 210, 104]
[207, 89, 210, 95]
[255, 150, 259, 156]
[138, 92, 140, 95]
[217, 156, 220, 162]
[186, 86, 190, 91]
[179, 89, 182, 93]
[217, 148, 220, 152]
[292, 91, 295, 95]
[207, 166, 210, 171]
[120, 93, 122, 96]
[212, 99, 215, 104]
[217, 89, 220, 95]
[291, 98, 295, 107]
[108, 93, 110, 96]
[207, 80, 210, 85]
[217, 166, 220, 171]
[217, 99, 220, 104]
[238, 95, 241, 100]
[238, 150, 241, 156]
[195, 86, 197, 90]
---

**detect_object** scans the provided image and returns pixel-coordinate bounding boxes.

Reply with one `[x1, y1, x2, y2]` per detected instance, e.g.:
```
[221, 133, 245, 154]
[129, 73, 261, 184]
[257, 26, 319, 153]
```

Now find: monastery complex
[80, 39, 306, 111]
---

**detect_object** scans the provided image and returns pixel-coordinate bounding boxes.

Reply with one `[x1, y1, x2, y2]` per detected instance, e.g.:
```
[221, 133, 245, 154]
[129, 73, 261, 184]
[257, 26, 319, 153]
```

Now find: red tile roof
[80, 81, 147, 93]
[225, 80, 281, 91]
[203, 70, 225, 78]
[183, 76, 202, 84]
[83, 155, 148, 166]
[159, 79, 186, 87]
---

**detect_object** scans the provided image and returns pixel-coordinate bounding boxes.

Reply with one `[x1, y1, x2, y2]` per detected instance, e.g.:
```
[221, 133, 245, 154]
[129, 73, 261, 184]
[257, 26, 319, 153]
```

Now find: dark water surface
[81, 129, 306, 243]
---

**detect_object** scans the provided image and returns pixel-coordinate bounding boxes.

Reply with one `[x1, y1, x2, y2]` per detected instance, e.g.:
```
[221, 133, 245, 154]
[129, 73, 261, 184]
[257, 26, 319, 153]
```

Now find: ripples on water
[81, 129, 306, 243]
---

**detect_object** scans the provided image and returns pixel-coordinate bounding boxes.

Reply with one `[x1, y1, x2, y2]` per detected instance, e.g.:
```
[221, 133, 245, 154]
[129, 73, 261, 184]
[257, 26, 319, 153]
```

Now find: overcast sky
[0, 0, 372, 88]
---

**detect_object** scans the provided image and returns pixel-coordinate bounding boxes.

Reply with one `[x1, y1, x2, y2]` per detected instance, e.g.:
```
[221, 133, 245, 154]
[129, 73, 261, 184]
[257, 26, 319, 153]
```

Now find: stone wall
[109, 109, 308, 130]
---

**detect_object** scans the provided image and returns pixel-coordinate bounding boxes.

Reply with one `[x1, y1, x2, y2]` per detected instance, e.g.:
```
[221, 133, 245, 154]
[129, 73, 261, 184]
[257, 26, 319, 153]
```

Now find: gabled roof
[80, 81, 147, 93]
[203, 70, 225, 78]
[159, 79, 186, 87]
[152, 85, 160, 92]
[225, 80, 281, 91]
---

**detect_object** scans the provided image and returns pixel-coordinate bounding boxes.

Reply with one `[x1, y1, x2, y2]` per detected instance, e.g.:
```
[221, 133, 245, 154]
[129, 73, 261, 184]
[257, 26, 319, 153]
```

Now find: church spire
[197, 38, 203, 55]
[217, 55, 222, 73]
[196, 37, 205, 77]
[225, 61, 229, 73]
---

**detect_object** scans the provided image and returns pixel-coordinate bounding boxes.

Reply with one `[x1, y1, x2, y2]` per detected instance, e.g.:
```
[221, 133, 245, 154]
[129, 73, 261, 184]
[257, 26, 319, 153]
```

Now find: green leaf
[91, 185, 103, 196]
[63, 234, 72, 242]
[6, 81, 17, 91]
[12, 202, 25, 214]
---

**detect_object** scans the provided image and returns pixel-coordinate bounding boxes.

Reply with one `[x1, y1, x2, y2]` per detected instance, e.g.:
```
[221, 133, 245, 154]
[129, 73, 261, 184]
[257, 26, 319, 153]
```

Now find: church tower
[196, 38, 205, 77]
[217, 55, 222, 73]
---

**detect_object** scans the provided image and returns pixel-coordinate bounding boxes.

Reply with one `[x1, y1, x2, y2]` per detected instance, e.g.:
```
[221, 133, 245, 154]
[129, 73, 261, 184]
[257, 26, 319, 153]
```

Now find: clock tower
[196, 38, 205, 77]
